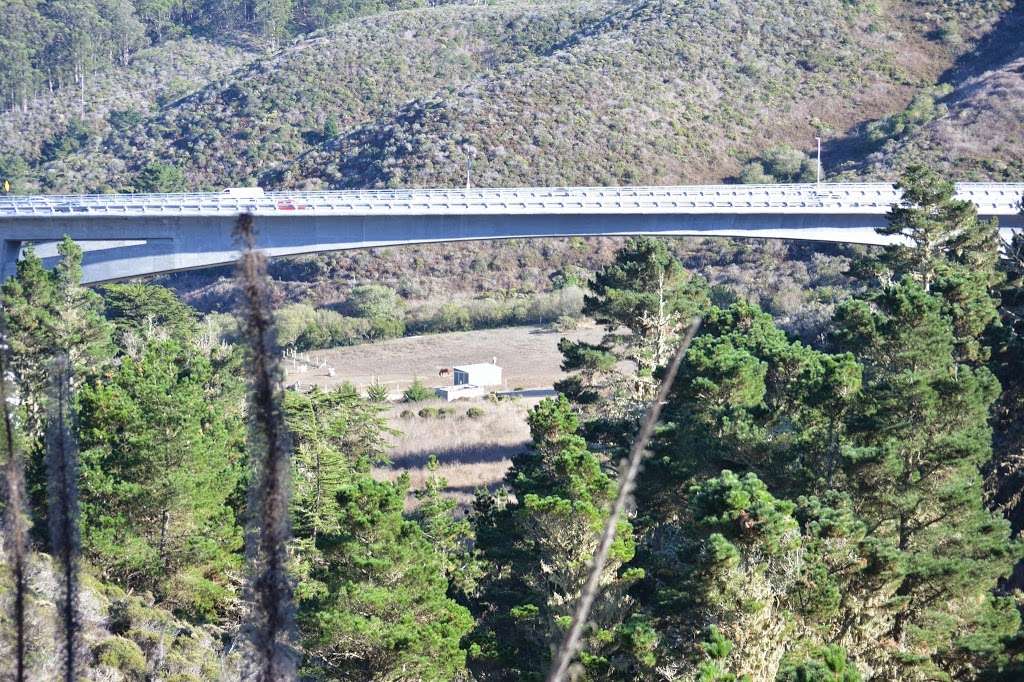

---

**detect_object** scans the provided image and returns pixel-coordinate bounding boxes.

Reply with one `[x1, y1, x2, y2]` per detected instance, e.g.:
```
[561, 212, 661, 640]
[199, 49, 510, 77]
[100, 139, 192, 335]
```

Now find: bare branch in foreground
[235, 213, 298, 681]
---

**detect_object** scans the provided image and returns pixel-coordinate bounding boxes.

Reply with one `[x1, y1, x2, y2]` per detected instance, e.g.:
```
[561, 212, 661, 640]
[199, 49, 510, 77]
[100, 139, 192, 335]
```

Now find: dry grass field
[283, 323, 603, 395]
[373, 397, 535, 510]
[285, 323, 605, 507]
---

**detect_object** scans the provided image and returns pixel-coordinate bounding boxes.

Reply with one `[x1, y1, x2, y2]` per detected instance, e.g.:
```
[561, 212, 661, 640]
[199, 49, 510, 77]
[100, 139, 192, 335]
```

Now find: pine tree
[861, 164, 1003, 363]
[279, 385, 469, 679]
[100, 282, 199, 344]
[468, 396, 654, 680]
[297, 473, 473, 681]
[0, 238, 112, 540]
[830, 282, 1020, 678]
[285, 386, 393, 543]
[76, 336, 245, 621]
[0, 239, 112, 446]
[412, 455, 481, 596]
[634, 302, 860, 526]
[558, 238, 708, 429]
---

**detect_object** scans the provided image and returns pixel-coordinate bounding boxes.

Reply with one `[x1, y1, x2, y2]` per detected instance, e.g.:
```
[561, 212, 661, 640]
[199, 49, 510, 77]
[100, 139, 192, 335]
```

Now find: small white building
[453, 362, 502, 387]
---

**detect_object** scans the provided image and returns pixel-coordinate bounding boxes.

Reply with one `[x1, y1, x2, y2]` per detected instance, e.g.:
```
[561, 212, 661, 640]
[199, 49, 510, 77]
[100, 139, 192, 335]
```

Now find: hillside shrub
[350, 284, 405, 339]
[108, 109, 144, 132]
[404, 378, 433, 402]
[277, 304, 369, 350]
[738, 145, 817, 183]
[466, 406, 485, 419]
[135, 162, 187, 193]
[94, 637, 147, 679]
[41, 119, 92, 162]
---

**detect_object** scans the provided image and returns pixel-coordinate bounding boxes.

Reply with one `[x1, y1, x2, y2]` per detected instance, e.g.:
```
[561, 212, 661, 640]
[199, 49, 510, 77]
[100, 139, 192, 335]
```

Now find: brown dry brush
[0, 320, 31, 682]
[235, 213, 298, 681]
[45, 353, 82, 682]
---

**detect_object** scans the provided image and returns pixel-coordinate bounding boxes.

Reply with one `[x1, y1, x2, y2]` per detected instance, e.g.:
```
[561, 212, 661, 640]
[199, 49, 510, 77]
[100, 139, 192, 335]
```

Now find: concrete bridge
[1, 183, 1021, 284]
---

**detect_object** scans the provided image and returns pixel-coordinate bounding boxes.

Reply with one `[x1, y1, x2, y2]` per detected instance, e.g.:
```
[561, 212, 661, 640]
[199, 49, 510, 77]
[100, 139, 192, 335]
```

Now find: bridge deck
[2, 183, 1021, 218]
[1, 183, 1021, 283]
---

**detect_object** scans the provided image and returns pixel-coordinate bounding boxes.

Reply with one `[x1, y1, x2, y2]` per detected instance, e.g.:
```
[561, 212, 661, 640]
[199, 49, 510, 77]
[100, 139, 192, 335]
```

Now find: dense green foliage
[558, 237, 710, 439]
[0, 168, 1019, 679]
[286, 387, 471, 680]
[560, 166, 1023, 679]
[2, 0, 1024, 665]
[77, 337, 245, 621]
[468, 395, 652, 680]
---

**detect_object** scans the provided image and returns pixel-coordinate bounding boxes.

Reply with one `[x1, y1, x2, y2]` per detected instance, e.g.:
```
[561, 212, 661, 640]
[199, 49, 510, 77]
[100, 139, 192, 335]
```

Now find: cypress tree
[558, 237, 709, 434]
[860, 164, 1003, 363]
[468, 396, 654, 680]
[297, 473, 473, 681]
[830, 282, 1020, 677]
[75, 336, 245, 621]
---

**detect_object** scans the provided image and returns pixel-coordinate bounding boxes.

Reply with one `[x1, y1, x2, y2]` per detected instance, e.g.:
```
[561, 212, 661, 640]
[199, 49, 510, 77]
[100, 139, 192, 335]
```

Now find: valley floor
[284, 323, 606, 506]
[283, 322, 603, 394]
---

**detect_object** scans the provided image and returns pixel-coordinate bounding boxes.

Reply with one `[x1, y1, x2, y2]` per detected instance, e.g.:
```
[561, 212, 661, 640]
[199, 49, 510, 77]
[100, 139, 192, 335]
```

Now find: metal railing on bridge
[1, 183, 1021, 218]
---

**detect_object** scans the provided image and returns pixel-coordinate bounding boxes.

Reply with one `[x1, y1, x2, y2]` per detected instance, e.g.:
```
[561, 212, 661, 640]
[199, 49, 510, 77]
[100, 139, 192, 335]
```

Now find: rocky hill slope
[850, 4, 1024, 180]
[3, 0, 1018, 194]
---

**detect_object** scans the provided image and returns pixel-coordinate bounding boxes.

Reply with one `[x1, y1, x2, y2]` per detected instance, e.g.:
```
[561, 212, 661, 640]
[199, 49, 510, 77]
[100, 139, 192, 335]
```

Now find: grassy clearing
[374, 397, 533, 508]
[284, 322, 603, 394]
[285, 323, 584, 506]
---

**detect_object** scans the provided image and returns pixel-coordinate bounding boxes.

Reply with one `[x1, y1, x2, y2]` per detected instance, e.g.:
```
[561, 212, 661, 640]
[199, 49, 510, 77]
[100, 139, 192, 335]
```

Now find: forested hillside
[1, 168, 1023, 680]
[2, 1, 1024, 679]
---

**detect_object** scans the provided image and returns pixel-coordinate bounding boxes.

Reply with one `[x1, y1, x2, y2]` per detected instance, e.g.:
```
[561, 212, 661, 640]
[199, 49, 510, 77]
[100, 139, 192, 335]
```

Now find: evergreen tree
[1, 239, 112, 442]
[634, 302, 860, 526]
[830, 282, 1020, 678]
[778, 646, 861, 682]
[412, 455, 481, 596]
[296, 473, 472, 681]
[0, 238, 113, 535]
[468, 396, 654, 680]
[100, 282, 199, 344]
[557, 237, 709, 450]
[76, 336, 245, 621]
[285, 385, 393, 543]
[133, 161, 187, 193]
[860, 164, 1003, 363]
[636, 466, 871, 680]
[281, 386, 469, 679]
[655, 471, 805, 679]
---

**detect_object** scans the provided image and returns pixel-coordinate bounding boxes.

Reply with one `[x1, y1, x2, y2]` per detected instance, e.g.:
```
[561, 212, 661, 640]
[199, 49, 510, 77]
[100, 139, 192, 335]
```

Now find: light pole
[815, 136, 822, 184]
[465, 148, 477, 189]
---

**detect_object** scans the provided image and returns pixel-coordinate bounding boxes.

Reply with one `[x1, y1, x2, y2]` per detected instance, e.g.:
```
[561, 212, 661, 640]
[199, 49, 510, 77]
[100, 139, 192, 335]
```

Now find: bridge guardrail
[1, 183, 1021, 218]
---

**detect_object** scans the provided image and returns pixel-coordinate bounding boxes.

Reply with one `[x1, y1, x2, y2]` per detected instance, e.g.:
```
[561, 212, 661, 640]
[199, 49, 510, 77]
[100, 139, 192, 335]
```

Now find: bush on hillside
[404, 378, 434, 402]
[738, 146, 817, 184]
[134, 162, 187, 193]
[41, 120, 93, 162]
[349, 284, 405, 339]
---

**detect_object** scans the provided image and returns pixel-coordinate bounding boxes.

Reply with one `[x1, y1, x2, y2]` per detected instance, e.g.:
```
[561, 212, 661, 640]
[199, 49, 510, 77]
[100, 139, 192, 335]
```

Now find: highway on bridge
[1, 183, 1021, 284]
